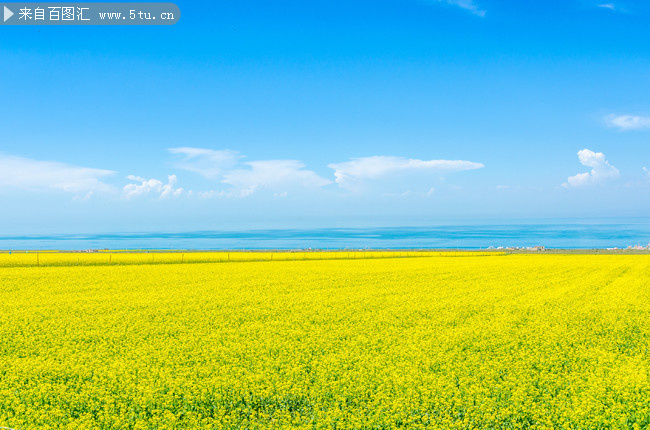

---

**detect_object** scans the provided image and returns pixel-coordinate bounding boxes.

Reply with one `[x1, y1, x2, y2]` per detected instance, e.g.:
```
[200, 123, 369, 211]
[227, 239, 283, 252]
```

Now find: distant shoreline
[2, 248, 650, 254]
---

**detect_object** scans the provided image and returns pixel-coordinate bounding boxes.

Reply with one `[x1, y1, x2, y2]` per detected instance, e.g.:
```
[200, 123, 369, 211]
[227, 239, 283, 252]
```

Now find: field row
[0, 251, 503, 267]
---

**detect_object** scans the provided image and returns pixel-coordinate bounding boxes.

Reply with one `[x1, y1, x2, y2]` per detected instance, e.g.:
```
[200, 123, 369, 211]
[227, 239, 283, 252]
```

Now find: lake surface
[2, 223, 650, 250]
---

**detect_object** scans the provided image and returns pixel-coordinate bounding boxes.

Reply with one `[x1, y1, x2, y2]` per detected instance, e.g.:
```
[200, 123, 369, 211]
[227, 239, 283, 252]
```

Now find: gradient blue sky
[2, 0, 650, 233]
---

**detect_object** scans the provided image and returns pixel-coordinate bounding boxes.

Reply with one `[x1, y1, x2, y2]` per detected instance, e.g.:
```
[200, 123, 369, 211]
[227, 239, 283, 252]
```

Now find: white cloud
[197, 190, 226, 199]
[430, 0, 486, 17]
[222, 160, 331, 197]
[0, 154, 115, 194]
[328, 156, 484, 188]
[174, 150, 481, 197]
[598, 3, 616, 10]
[604, 114, 650, 131]
[170, 147, 331, 197]
[123, 174, 184, 199]
[168, 147, 240, 179]
[563, 149, 619, 188]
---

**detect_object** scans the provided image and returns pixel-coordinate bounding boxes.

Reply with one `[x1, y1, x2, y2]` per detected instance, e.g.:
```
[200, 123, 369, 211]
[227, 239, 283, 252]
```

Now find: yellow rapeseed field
[0, 253, 648, 429]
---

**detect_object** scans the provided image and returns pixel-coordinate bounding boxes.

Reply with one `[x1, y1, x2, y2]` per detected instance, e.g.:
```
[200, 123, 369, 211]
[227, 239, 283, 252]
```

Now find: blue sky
[2, 0, 650, 233]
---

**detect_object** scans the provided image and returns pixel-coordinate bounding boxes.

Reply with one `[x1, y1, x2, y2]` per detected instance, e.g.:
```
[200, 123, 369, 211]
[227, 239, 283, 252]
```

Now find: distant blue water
[1, 223, 650, 250]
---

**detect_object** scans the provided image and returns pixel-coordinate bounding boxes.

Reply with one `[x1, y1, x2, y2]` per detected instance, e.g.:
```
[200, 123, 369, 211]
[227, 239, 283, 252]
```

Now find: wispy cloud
[563, 149, 619, 188]
[170, 147, 331, 197]
[597, 3, 616, 10]
[168, 147, 240, 179]
[597, 3, 629, 12]
[222, 160, 332, 197]
[604, 114, 650, 131]
[429, 0, 486, 17]
[123, 175, 184, 199]
[0, 154, 115, 196]
[328, 156, 484, 189]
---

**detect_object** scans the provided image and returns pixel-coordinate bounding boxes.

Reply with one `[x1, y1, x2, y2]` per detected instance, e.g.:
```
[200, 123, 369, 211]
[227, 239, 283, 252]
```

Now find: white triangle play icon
[4, 6, 14, 22]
